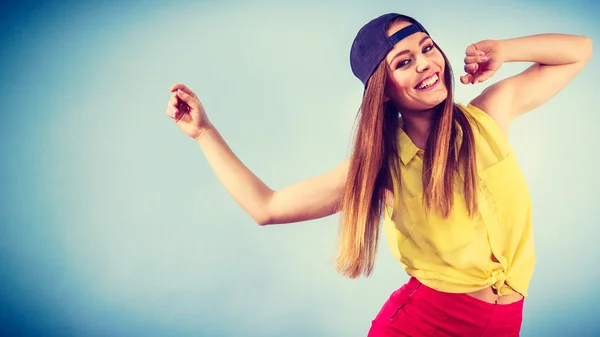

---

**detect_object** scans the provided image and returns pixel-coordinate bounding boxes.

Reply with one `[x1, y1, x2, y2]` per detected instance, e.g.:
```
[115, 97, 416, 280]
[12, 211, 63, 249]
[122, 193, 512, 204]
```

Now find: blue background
[1, 0, 599, 336]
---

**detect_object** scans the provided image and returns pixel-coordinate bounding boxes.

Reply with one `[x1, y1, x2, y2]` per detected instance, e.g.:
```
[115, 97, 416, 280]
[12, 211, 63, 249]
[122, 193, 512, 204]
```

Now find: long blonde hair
[336, 40, 478, 279]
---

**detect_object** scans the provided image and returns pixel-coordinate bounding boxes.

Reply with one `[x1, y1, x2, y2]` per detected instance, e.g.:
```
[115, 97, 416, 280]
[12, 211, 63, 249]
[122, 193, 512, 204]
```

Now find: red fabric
[367, 277, 524, 337]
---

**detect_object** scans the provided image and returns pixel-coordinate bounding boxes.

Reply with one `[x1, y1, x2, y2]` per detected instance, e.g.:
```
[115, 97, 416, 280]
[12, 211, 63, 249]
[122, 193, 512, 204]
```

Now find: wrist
[497, 38, 517, 63]
[194, 123, 216, 143]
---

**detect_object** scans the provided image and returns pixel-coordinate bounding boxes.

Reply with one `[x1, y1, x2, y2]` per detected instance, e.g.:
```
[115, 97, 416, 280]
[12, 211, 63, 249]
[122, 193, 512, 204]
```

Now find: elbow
[254, 192, 275, 226]
[586, 37, 593, 60]
[580, 36, 593, 61]
[253, 213, 273, 226]
[255, 218, 270, 226]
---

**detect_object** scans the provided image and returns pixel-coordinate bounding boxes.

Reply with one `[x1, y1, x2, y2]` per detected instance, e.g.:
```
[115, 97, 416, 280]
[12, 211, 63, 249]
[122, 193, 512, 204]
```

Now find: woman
[165, 13, 591, 337]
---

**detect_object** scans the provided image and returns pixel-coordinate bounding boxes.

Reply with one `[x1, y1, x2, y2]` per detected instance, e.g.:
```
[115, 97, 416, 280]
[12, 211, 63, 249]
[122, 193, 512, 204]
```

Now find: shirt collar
[398, 119, 422, 166]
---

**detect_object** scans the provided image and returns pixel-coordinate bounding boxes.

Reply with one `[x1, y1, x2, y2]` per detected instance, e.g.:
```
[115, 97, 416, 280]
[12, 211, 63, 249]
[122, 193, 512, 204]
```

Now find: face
[383, 20, 448, 112]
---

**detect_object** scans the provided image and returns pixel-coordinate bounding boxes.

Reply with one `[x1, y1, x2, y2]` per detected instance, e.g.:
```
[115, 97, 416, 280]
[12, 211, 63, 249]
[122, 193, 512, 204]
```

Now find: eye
[396, 59, 411, 68]
[422, 44, 435, 53]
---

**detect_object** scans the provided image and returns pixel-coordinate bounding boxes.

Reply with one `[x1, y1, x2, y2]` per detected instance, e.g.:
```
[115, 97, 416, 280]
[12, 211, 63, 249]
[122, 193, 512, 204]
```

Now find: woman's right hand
[166, 83, 212, 140]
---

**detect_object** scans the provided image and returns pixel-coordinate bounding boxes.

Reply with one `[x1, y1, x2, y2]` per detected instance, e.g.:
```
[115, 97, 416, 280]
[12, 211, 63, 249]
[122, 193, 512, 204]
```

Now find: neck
[401, 107, 436, 150]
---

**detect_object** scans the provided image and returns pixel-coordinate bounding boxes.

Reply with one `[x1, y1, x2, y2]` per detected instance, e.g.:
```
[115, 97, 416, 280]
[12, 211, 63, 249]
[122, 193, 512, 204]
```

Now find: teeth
[417, 74, 439, 89]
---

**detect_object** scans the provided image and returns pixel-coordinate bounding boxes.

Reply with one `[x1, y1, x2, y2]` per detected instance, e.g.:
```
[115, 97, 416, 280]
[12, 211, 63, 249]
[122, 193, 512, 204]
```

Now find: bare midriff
[463, 254, 525, 304]
[465, 287, 524, 304]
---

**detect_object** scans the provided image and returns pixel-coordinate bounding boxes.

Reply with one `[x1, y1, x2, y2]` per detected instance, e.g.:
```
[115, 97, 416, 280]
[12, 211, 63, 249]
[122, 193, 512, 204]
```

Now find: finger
[170, 83, 195, 96]
[460, 74, 473, 84]
[464, 44, 476, 55]
[167, 93, 186, 118]
[464, 63, 479, 74]
[465, 42, 487, 56]
[463, 55, 488, 64]
[176, 88, 198, 107]
[166, 93, 177, 116]
[473, 70, 496, 84]
[464, 44, 485, 56]
[166, 105, 179, 119]
[170, 92, 179, 107]
[171, 93, 189, 112]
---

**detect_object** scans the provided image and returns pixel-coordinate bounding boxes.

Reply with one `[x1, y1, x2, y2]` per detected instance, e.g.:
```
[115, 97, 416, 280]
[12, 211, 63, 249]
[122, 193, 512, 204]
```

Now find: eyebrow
[390, 36, 432, 62]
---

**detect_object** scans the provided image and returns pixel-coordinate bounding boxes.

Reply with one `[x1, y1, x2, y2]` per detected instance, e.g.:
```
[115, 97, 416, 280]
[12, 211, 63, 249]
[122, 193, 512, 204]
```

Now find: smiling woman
[383, 21, 449, 113]
[165, 12, 592, 337]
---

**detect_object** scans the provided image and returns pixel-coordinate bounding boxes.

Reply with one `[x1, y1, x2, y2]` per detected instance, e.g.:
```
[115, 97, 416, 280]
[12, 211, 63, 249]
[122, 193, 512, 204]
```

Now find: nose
[415, 54, 431, 73]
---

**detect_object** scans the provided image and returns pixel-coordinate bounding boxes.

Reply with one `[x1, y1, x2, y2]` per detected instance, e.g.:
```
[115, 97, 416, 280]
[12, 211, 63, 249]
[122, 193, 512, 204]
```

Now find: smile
[415, 72, 440, 90]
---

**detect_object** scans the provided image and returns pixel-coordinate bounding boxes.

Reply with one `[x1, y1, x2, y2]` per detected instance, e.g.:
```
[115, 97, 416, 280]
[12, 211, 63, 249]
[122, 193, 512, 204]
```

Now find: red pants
[367, 277, 524, 337]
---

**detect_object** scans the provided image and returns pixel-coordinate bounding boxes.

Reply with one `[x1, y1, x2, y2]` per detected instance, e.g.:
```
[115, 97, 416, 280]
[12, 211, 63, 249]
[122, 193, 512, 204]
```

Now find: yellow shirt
[383, 103, 535, 297]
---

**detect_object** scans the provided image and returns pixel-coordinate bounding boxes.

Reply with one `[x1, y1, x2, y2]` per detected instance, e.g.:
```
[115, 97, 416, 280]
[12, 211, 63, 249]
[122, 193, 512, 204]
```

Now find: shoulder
[456, 102, 511, 146]
[455, 101, 494, 127]
[456, 102, 513, 162]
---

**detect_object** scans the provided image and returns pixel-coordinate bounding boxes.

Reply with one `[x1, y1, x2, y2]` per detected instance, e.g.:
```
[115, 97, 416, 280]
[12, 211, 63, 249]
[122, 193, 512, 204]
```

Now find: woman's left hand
[460, 39, 505, 85]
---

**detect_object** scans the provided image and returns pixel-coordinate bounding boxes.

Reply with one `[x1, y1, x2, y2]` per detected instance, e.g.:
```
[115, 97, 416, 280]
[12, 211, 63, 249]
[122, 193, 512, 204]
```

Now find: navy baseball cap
[350, 13, 429, 87]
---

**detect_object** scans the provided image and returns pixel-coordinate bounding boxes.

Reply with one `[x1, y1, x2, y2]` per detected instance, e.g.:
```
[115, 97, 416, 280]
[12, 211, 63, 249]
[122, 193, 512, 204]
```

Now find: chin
[409, 87, 449, 110]
[393, 88, 449, 112]
[427, 90, 449, 108]
[417, 97, 448, 111]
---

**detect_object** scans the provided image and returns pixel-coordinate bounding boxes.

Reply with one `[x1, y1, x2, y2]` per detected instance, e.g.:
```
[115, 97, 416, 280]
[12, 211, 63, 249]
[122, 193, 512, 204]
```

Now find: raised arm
[166, 84, 348, 226]
[460, 34, 592, 134]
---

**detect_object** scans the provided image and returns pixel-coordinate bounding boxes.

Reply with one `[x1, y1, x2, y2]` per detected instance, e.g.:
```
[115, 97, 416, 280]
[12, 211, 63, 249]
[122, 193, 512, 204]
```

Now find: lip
[414, 72, 440, 90]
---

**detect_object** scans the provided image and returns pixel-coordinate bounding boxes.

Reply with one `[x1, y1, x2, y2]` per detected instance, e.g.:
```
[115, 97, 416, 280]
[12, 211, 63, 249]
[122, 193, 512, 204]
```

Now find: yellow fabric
[383, 103, 535, 297]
